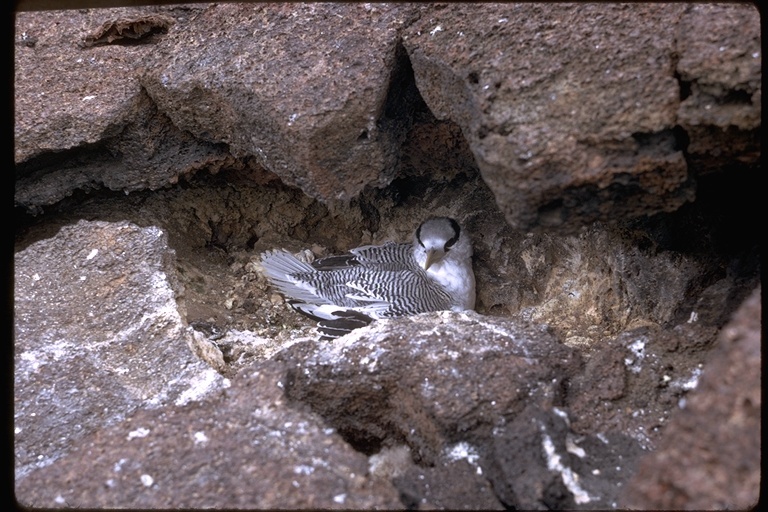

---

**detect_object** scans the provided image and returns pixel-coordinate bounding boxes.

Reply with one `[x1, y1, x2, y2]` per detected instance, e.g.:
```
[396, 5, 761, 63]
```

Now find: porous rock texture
[14, 220, 228, 481]
[14, 6, 241, 212]
[15, 3, 761, 233]
[402, 3, 760, 232]
[14, 3, 760, 510]
[139, 3, 419, 202]
[14, 361, 404, 509]
[619, 286, 762, 510]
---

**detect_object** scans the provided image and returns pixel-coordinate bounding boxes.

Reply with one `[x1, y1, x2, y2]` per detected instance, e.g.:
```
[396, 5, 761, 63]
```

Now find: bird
[260, 216, 476, 339]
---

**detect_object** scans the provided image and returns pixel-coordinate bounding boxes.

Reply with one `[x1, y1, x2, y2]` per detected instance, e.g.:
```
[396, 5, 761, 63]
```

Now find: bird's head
[413, 216, 472, 270]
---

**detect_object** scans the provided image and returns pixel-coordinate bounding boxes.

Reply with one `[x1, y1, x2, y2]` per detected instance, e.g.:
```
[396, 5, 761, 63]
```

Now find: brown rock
[14, 5, 240, 212]
[141, 3, 418, 202]
[566, 322, 720, 452]
[276, 310, 597, 508]
[388, 444, 506, 510]
[15, 4, 759, 231]
[11, 4, 761, 509]
[486, 404, 647, 509]
[280, 311, 580, 463]
[619, 286, 761, 510]
[14, 7, 157, 162]
[676, 4, 761, 131]
[402, 3, 759, 233]
[675, 4, 761, 175]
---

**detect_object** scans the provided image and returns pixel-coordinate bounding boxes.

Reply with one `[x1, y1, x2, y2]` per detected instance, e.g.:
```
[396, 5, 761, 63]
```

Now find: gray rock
[14, 363, 403, 509]
[14, 220, 226, 481]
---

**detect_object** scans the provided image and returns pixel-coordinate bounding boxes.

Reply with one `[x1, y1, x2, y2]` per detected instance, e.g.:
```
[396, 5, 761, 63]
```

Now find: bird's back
[312, 242, 412, 271]
[262, 242, 453, 318]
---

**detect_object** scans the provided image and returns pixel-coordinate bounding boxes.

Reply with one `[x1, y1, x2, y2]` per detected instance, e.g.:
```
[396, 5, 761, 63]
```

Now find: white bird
[260, 216, 476, 338]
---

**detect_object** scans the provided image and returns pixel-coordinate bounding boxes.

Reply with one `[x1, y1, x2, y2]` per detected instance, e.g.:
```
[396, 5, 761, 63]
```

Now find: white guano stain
[127, 427, 150, 440]
[541, 428, 593, 504]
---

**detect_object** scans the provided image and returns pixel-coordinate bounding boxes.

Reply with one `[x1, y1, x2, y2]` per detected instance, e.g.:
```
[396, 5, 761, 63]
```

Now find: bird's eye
[444, 233, 459, 251]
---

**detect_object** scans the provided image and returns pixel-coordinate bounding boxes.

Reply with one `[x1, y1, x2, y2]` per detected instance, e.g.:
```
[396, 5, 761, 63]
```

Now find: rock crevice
[14, 3, 760, 510]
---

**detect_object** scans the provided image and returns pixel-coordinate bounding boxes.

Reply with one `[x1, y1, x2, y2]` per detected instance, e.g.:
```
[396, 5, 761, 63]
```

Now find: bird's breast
[426, 260, 476, 310]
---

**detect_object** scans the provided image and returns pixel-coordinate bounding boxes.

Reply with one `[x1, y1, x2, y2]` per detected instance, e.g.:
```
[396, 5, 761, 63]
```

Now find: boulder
[13, 3, 760, 509]
[14, 5, 242, 212]
[15, 363, 403, 509]
[14, 220, 228, 481]
[402, 3, 759, 232]
[619, 286, 761, 510]
[140, 3, 418, 202]
[15, 4, 760, 232]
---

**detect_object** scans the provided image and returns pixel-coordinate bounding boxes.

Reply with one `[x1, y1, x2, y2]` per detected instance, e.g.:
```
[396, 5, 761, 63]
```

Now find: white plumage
[260, 217, 476, 338]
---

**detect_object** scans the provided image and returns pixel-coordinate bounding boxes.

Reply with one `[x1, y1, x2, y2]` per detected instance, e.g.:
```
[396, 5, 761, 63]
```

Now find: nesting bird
[260, 216, 476, 339]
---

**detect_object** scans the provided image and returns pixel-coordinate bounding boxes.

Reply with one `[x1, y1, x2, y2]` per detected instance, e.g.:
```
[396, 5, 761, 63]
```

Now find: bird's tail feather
[260, 250, 332, 304]
[261, 249, 315, 277]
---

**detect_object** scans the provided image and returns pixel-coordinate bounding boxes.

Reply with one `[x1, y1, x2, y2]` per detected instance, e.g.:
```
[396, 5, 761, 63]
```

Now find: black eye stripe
[444, 218, 460, 250]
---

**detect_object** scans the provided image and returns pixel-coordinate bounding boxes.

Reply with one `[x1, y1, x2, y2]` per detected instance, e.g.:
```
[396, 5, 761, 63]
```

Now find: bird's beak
[424, 249, 438, 270]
